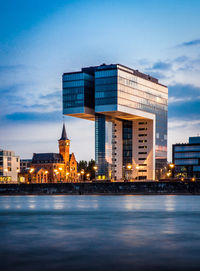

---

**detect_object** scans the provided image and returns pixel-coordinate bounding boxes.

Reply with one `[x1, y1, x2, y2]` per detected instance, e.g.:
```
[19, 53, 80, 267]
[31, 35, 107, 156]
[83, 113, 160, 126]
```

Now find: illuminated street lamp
[29, 168, 35, 183]
[29, 168, 34, 173]
[86, 173, 90, 181]
[93, 166, 98, 180]
[126, 164, 132, 181]
[169, 163, 175, 179]
[166, 172, 171, 178]
[181, 177, 184, 182]
[192, 177, 196, 182]
[77, 173, 81, 182]
[136, 165, 140, 180]
[80, 169, 84, 182]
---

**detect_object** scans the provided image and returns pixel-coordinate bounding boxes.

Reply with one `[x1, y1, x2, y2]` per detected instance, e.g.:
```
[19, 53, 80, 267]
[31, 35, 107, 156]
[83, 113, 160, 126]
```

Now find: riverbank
[0, 181, 200, 195]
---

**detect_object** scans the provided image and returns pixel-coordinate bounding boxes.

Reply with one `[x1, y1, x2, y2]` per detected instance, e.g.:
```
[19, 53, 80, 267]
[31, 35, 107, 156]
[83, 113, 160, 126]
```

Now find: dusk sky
[1, 0, 200, 161]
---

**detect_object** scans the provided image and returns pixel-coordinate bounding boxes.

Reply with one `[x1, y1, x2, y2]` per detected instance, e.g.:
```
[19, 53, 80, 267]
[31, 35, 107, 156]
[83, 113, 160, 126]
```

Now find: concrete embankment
[0, 181, 200, 195]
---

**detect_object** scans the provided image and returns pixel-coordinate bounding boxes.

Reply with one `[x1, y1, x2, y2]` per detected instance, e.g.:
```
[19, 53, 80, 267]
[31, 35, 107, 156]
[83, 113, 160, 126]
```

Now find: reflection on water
[0, 195, 200, 271]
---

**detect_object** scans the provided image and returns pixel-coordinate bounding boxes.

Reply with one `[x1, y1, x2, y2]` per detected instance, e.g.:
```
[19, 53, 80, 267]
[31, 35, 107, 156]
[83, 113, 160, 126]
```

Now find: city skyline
[1, 0, 200, 161]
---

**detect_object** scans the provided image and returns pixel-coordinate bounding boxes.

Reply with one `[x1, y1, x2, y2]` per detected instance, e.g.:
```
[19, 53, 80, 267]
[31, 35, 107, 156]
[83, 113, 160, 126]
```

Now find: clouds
[1, 1, 200, 162]
[178, 39, 200, 47]
[151, 62, 172, 71]
[145, 54, 200, 87]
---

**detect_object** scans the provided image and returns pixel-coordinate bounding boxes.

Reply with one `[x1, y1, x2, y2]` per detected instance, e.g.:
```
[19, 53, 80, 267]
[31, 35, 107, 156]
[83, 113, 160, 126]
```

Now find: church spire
[59, 123, 68, 140]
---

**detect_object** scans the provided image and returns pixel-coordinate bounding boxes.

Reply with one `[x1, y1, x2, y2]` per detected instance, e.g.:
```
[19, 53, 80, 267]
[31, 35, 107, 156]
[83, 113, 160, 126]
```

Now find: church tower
[58, 123, 70, 165]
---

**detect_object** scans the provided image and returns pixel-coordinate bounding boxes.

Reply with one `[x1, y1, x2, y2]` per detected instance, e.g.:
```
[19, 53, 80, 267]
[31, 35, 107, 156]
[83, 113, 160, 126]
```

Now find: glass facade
[63, 64, 168, 180]
[123, 120, 132, 166]
[95, 69, 117, 106]
[117, 69, 167, 164]
[63, 72, 94, 111]
[173, 138, 200, 178]
[95, 114, 113, 179]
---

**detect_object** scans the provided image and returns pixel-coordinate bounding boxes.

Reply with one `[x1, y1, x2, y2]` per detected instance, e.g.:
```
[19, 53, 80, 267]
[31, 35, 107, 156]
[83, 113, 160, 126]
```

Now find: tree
[77, 159, 96, 180]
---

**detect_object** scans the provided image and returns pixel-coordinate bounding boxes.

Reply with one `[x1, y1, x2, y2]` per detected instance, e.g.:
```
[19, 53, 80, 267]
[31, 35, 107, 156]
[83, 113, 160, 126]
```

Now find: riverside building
[62, 64, 168, 180]
[0, 149, 20, 183]
[173, 136, 200, 178]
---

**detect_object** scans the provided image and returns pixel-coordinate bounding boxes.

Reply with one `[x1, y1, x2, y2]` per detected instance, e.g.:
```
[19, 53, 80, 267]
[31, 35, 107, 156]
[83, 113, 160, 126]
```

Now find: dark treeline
[77, 159, 95, 180]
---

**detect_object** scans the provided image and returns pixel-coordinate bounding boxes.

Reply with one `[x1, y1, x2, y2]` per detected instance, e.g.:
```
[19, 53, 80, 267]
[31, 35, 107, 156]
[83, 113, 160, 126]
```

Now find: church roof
[59, 123, 68, 140]
[32, 153, 64, 164]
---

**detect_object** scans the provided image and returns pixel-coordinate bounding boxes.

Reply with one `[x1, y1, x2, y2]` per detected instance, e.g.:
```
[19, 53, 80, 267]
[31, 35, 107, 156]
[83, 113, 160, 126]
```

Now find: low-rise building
[30, 123, 78, 183]
[173, 136, 200, 178]
[0, 149, 20, 183]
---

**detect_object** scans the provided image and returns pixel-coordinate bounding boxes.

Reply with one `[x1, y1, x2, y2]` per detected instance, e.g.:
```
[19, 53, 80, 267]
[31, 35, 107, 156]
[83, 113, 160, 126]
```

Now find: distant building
[20, 159, 32, 172]
[173, 136, 200, 178]
[0, 149, 20, 183]
[62, 64, 168, 180]
[30, 124, 77, 183]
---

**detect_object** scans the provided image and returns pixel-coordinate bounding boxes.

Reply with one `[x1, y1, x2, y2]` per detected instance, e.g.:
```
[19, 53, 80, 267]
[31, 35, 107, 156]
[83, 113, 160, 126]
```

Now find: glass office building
[63, 64, 168, 180]
[173, 137, 200, 178]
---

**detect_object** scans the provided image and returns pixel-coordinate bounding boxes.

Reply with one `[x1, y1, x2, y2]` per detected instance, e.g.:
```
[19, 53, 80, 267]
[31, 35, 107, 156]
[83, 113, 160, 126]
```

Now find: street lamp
[126, 164, 132, 181]
[166, 172, 171, 178]
[80, 170, 84, 182]
[169, 163, 175, 179]
[29, 168, 35, 183]
[136, 165, 140, 180]
[93, 166, 98, 180]
[77, 173, 81, 182]
[86, 173, 90, 181]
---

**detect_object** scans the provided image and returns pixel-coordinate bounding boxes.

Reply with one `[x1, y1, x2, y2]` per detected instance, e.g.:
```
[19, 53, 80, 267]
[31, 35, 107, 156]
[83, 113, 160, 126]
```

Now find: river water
[0, 195, 200, 271]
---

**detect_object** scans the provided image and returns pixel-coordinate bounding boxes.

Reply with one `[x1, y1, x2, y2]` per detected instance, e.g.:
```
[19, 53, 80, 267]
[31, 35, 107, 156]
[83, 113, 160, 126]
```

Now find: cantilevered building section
[63, 64, 168, 180]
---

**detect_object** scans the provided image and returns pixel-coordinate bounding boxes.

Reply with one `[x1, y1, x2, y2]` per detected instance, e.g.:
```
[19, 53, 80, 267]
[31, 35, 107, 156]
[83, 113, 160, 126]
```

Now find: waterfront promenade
[0, 181, 200, 195]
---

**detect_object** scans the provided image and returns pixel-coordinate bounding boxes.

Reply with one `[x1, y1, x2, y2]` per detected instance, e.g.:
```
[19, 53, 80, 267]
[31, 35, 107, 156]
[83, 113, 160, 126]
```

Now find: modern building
[62, 64, 168, 180]
[30, 124, 77, 183]
[173, 136, 200, 178]
[0, 149, 20, 183]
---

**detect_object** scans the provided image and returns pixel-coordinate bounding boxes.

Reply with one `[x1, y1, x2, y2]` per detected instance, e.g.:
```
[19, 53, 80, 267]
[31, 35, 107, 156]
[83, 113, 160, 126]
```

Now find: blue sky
[1, 0, 200, 161]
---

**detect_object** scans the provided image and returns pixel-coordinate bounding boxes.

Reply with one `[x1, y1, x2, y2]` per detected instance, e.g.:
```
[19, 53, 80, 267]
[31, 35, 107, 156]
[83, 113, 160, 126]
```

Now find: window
[138, 122, 147, 125]
[139, 170, 147, 172]
[138, 134, 147, 137]
[193, 166, 200, 172]
[174, 145, 200, 152]
[138, 152, 147, 155]
[138, 128, 147, 131]
[139, 146, 147, 149]
[139, 158, 146, 160]
[174, 152, 200, 158]
[174, 159, 198, 165]
[139, 140, 147, 143]
[139, 176, 147, 180]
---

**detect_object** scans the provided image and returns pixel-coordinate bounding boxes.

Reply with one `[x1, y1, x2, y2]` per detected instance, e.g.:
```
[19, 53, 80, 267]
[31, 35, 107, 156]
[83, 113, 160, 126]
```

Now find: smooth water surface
[0, 195, 200, 271]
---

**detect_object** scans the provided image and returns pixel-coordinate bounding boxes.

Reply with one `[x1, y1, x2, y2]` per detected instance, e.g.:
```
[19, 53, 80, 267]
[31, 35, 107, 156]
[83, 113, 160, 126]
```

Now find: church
[31, 124, 77, 183]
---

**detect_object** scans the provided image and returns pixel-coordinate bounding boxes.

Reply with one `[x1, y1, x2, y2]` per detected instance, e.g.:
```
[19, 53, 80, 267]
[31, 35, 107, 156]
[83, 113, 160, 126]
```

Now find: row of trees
[77, 159, 96, 180]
